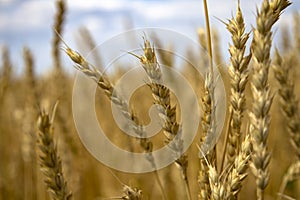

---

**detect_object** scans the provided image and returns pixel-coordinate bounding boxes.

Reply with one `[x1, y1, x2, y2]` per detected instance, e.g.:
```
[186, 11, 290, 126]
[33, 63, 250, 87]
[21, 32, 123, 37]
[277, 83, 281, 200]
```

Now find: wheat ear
[198, 1, 218, 198]
[63, 40, 153, 152]
[62, 41, 168, 199]
[37, 104, 72, 200]
[225, 134, 251, 200]
[273, 50, 300, 199]
[249, 1, 291, 199]
[207, 161, 226, 200]
[0, 46, 12, 105]
[225, 2, 251, 164]
[198, 72, 216, 200]
[277, 161, 300, 200]
[293, 12, 300, 50]
[135, 38, 190, 200]
[197, 28, 217, 197]
[273, 50, 300, 158]
[22, 47, 39, 200]
[78, 27, 103, 69]
[52, 0, 66, 72]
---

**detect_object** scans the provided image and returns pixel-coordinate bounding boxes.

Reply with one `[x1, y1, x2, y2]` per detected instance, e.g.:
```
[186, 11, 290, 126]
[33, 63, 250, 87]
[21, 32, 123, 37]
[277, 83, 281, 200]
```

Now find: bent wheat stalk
[62, 38, 167, 199]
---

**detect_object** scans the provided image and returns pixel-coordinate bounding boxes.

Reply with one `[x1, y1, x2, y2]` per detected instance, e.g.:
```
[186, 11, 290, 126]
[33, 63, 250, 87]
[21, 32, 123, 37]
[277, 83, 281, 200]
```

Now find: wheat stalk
[62, 41, 169, 199]
[249, 0, 291, 199]
[63, 40, 153, 153]
[197, 28, 210, 70]
[198, 1, 218, 198]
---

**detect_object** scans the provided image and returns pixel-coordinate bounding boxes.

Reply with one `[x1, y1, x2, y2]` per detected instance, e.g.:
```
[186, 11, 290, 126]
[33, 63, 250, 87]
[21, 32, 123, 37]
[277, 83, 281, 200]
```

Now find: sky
[0, 0, 299, 74]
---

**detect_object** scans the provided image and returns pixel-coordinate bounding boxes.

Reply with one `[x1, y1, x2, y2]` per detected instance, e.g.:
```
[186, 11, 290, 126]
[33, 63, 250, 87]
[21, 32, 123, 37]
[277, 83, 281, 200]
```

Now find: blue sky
[0, 0, 299, 74]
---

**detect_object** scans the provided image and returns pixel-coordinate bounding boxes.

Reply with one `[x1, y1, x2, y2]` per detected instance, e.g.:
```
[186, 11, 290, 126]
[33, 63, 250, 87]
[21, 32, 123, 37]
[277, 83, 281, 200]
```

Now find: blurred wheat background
[0, 0, 300, 200]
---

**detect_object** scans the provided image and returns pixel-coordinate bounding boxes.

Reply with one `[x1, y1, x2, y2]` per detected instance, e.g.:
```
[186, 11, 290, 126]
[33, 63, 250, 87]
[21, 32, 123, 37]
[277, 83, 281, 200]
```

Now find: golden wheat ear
[249, 1, 291, 199]
[52, 0, 66, 71]
[37, 103, 72, 200]
[135, 36, 191, 200]
[224, 1, 251, 167]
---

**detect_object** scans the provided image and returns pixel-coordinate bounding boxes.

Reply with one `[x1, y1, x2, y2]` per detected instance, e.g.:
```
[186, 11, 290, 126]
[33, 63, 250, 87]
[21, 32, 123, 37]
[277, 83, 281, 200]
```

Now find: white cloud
[67, 0, 127, 11]
[79, 16, 105, 32]
[0, 0, 53, 31]
[0, 0, 16, 4]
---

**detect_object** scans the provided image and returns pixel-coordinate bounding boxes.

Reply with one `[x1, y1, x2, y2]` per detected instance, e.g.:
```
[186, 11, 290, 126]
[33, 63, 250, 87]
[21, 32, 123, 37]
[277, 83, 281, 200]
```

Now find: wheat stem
[220, 110, 233, 173]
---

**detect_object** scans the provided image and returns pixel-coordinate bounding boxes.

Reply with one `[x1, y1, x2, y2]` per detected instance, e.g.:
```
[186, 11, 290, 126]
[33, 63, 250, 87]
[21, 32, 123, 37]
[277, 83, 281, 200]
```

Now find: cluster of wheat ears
[0, 0, 300, 199]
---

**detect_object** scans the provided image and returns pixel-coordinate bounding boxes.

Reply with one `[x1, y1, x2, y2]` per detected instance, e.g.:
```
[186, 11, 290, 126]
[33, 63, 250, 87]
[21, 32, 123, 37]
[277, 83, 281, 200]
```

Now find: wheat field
[0, 0, 300, 200]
